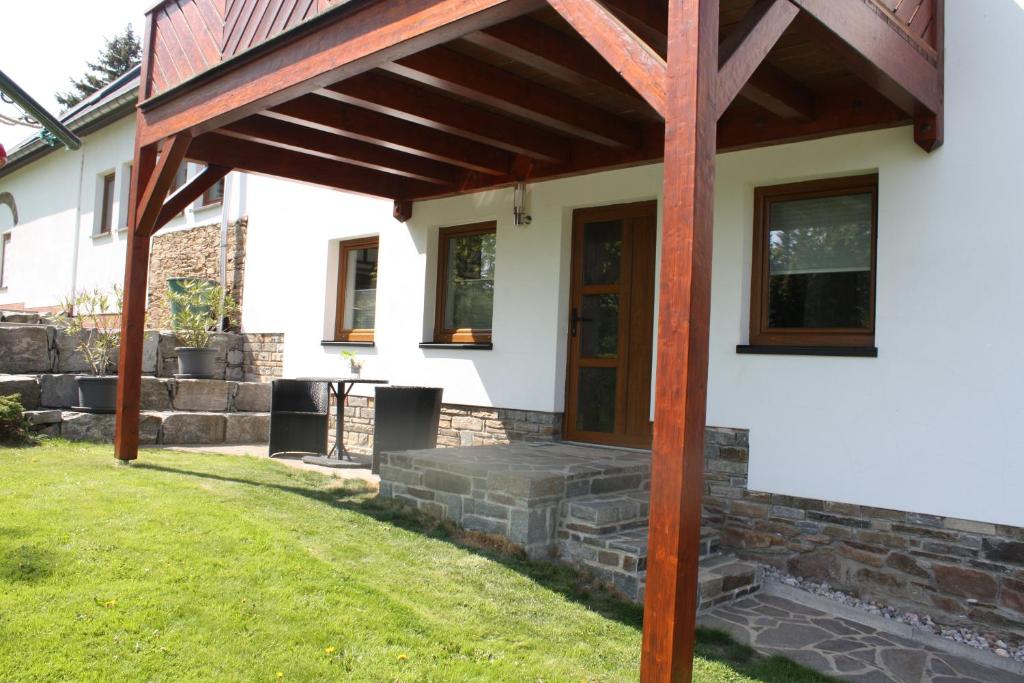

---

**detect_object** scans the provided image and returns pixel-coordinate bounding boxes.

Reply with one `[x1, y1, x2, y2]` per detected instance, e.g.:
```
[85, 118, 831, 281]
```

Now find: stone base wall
[147, 218, 247, 330]
[331, 396, 562, 455]
[703, 429, 1024, 639]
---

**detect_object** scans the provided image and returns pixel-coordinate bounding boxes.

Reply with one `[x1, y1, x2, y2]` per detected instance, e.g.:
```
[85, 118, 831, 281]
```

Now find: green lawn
[0, 441, 831, 682]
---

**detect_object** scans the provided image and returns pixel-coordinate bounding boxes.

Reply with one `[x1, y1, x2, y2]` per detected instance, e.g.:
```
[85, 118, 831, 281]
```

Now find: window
[749, 174, 877, 348]
[198, 173, 225, 208]
[98, 172, 116, 235]
[334, 237, 379, 342]
[434, 222, 496, 343]
[0, 232, 10, 288]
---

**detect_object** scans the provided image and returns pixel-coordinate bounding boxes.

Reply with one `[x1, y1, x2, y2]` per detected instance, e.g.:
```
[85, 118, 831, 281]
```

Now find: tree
[55, 26, 141, 110]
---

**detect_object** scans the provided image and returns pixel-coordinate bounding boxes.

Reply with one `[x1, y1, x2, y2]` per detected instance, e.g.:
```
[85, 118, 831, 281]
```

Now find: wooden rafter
[187, 133, 442, 198]
[381, 46, 640, 148]
[319, 72, 572, 163]
[266, 95, 515, 176]
[545, 0, 668, 117]
[715, 0, 800, 119]
[220, 116, 460, 185]
[138, 0, 546, 146]
[154, 163, 232, 232]
[460, 17, 649, 113]
[736, 62, 815, 121]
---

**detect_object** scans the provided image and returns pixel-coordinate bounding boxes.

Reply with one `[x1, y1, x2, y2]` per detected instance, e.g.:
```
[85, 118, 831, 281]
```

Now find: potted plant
[52, 286, 122, 413]
[341, 350, 365, 378]
[167, 279, 238, 379]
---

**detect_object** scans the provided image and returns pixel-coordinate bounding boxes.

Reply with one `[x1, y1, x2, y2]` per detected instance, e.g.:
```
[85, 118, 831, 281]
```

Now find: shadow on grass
[0, 544, 57, 583]
[134, 461, 833, 682]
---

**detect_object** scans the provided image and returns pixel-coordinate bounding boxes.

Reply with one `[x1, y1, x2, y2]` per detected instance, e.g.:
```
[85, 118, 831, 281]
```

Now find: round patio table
[295, 377, 387, 467]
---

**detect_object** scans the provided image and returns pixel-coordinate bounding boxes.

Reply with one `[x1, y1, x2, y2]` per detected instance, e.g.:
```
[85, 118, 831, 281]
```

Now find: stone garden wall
[334, 396, 562, 455]
[0, 323, 282, 383]
[702, 429, 1024, 639]
[146, 219, 247, 330]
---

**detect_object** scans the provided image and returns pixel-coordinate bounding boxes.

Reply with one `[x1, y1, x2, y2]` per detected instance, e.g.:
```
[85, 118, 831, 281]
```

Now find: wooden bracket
[546, 0, 668, 118]
[154, 164, 232, 233]
[393, 199, 413, 222]
[716, 0, 800, 119]
[135, 132, 192, 237]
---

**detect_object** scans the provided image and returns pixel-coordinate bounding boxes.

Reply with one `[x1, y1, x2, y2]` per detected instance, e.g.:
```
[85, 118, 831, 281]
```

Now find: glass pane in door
[580, 294, 618, 358]
[583, 220, 622, 285]
[576, 367, 617, 432]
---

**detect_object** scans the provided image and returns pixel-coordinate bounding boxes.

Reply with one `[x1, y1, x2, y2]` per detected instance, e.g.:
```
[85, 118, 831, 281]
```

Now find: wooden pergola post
[640, 0, 718, 680]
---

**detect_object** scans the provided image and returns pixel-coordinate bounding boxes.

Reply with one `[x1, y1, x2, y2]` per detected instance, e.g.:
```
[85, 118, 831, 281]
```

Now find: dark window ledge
[321, 340, 375, 347]
[736, 344, 877, 358]
[419, 342, 493, 350]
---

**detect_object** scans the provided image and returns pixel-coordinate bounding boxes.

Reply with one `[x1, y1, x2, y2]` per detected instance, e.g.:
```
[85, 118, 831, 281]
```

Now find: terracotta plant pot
[76, 376, 118, 414]
[176, 347, 218, 379]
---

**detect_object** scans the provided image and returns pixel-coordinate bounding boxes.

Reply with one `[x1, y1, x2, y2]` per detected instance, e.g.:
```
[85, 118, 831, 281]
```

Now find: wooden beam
[913, 0, 943, 152]
[715, 0, 800, 119]
[267, 95, 515, 176]
[381, 46, 641, 147]
[136, 133, 192, 237]
[393, 199, 413, 222]
[790, 0, 940, 120]
[320, 72, 572, 162]
[738, 63, 815, 120]
[139, 0, 545, 147]
[461, 17, 650, 114]
[600, 0, 668, 54]
[153, 164, 232, 232]
[718, 85, 907, 151]
[187, 133, 441, 198]
[641, 0, 718, 681]
[220, 116, 460, 185]
[544, 0, 668, 118]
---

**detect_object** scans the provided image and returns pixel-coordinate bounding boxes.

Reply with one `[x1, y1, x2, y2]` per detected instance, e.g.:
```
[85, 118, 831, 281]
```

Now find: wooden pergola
[116, 0, 944, 678]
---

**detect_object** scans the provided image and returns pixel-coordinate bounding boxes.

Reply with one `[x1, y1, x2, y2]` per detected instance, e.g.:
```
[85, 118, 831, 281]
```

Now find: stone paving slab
[699, 592, 1021, 682]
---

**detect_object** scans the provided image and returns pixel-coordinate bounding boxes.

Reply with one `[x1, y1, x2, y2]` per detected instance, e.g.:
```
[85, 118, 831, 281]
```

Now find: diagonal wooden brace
[135, 132, 192, 238]
[716, 0, 800, 119]
[546, 0, 668, 118]
[153, 164, 231, 233]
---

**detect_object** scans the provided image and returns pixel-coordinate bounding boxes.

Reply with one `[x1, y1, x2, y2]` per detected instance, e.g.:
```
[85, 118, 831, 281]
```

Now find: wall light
[513, 182, 532, 226]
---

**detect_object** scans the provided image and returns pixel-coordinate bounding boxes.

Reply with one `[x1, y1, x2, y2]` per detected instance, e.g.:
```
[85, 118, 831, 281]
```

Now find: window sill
[90, 231, 114, 242]
[736, 344, 877, 358]
[419, 342, 493, 350]
[321, 340, 374, 347]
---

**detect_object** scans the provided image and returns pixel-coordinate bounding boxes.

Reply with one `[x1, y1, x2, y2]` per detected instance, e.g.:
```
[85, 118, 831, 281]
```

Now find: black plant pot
[76, 376, 118, 414]
[176, 347, 218, 379]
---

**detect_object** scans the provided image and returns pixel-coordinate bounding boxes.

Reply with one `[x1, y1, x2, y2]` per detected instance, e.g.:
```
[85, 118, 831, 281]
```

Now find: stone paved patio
[700, 592, 1022, 682]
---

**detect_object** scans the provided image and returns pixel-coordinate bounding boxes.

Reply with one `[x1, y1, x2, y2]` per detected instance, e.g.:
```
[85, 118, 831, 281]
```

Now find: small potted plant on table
[167, 279, 237, 379]
[341, 350, 364, 378]
[53, 286, 122, 413]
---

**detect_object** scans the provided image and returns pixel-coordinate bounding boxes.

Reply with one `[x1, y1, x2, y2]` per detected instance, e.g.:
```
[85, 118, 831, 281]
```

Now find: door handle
[571, 307, 592, 337]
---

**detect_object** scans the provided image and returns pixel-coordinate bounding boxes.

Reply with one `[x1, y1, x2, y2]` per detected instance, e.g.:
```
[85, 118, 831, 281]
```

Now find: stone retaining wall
[702, 429, 1024, 639]
[0, 324, 282, 383]
[147, 219, 247, 330]
[333, 396, 562, 455]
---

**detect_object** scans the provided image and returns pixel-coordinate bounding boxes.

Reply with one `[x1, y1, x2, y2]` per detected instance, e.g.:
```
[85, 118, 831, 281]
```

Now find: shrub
[0, 394, 37, 446]
[51, 286, 122, 376]
[167, 280, 238, 349]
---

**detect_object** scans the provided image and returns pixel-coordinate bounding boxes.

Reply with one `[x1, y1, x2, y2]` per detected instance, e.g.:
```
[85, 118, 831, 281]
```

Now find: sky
[0, 0, 145, 151]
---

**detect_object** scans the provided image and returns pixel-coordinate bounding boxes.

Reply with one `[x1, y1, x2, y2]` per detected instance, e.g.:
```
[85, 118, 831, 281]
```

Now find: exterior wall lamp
[513, 182, 532, 226]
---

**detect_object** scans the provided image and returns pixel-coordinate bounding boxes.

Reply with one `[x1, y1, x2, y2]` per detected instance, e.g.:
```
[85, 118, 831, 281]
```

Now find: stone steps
[557, 488, 761, 607]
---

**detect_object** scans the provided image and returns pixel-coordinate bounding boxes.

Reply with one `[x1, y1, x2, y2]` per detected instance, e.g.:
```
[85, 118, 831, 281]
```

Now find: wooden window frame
[434, 221, 496, 344]
[99, 172, 116, 235]
[198, 174, 225, 209]
[334, 236, 379, 342]
[750, 174, 878, 348]
[0, 232, 10, 289]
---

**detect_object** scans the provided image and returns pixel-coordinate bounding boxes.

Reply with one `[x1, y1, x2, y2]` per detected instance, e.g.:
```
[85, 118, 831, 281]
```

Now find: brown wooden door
[564, 201, 656, 448]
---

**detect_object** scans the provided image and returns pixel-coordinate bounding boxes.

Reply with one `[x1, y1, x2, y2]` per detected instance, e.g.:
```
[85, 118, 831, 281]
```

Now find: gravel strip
[763, 567, 1024, 663]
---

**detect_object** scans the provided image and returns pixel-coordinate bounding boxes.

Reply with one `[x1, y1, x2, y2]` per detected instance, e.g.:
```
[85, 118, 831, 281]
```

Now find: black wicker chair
[371, 386, 443, 473]
[269, 380, 330, 457]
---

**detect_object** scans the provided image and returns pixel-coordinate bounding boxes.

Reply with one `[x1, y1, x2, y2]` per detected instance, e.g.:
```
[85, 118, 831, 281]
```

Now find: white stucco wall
[0, 113, 247, 310]
[243, 1, 1024, 526]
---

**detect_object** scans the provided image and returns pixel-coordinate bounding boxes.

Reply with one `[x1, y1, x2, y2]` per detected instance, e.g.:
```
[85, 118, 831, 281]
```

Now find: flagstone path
[701, 593, 1022, 682]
